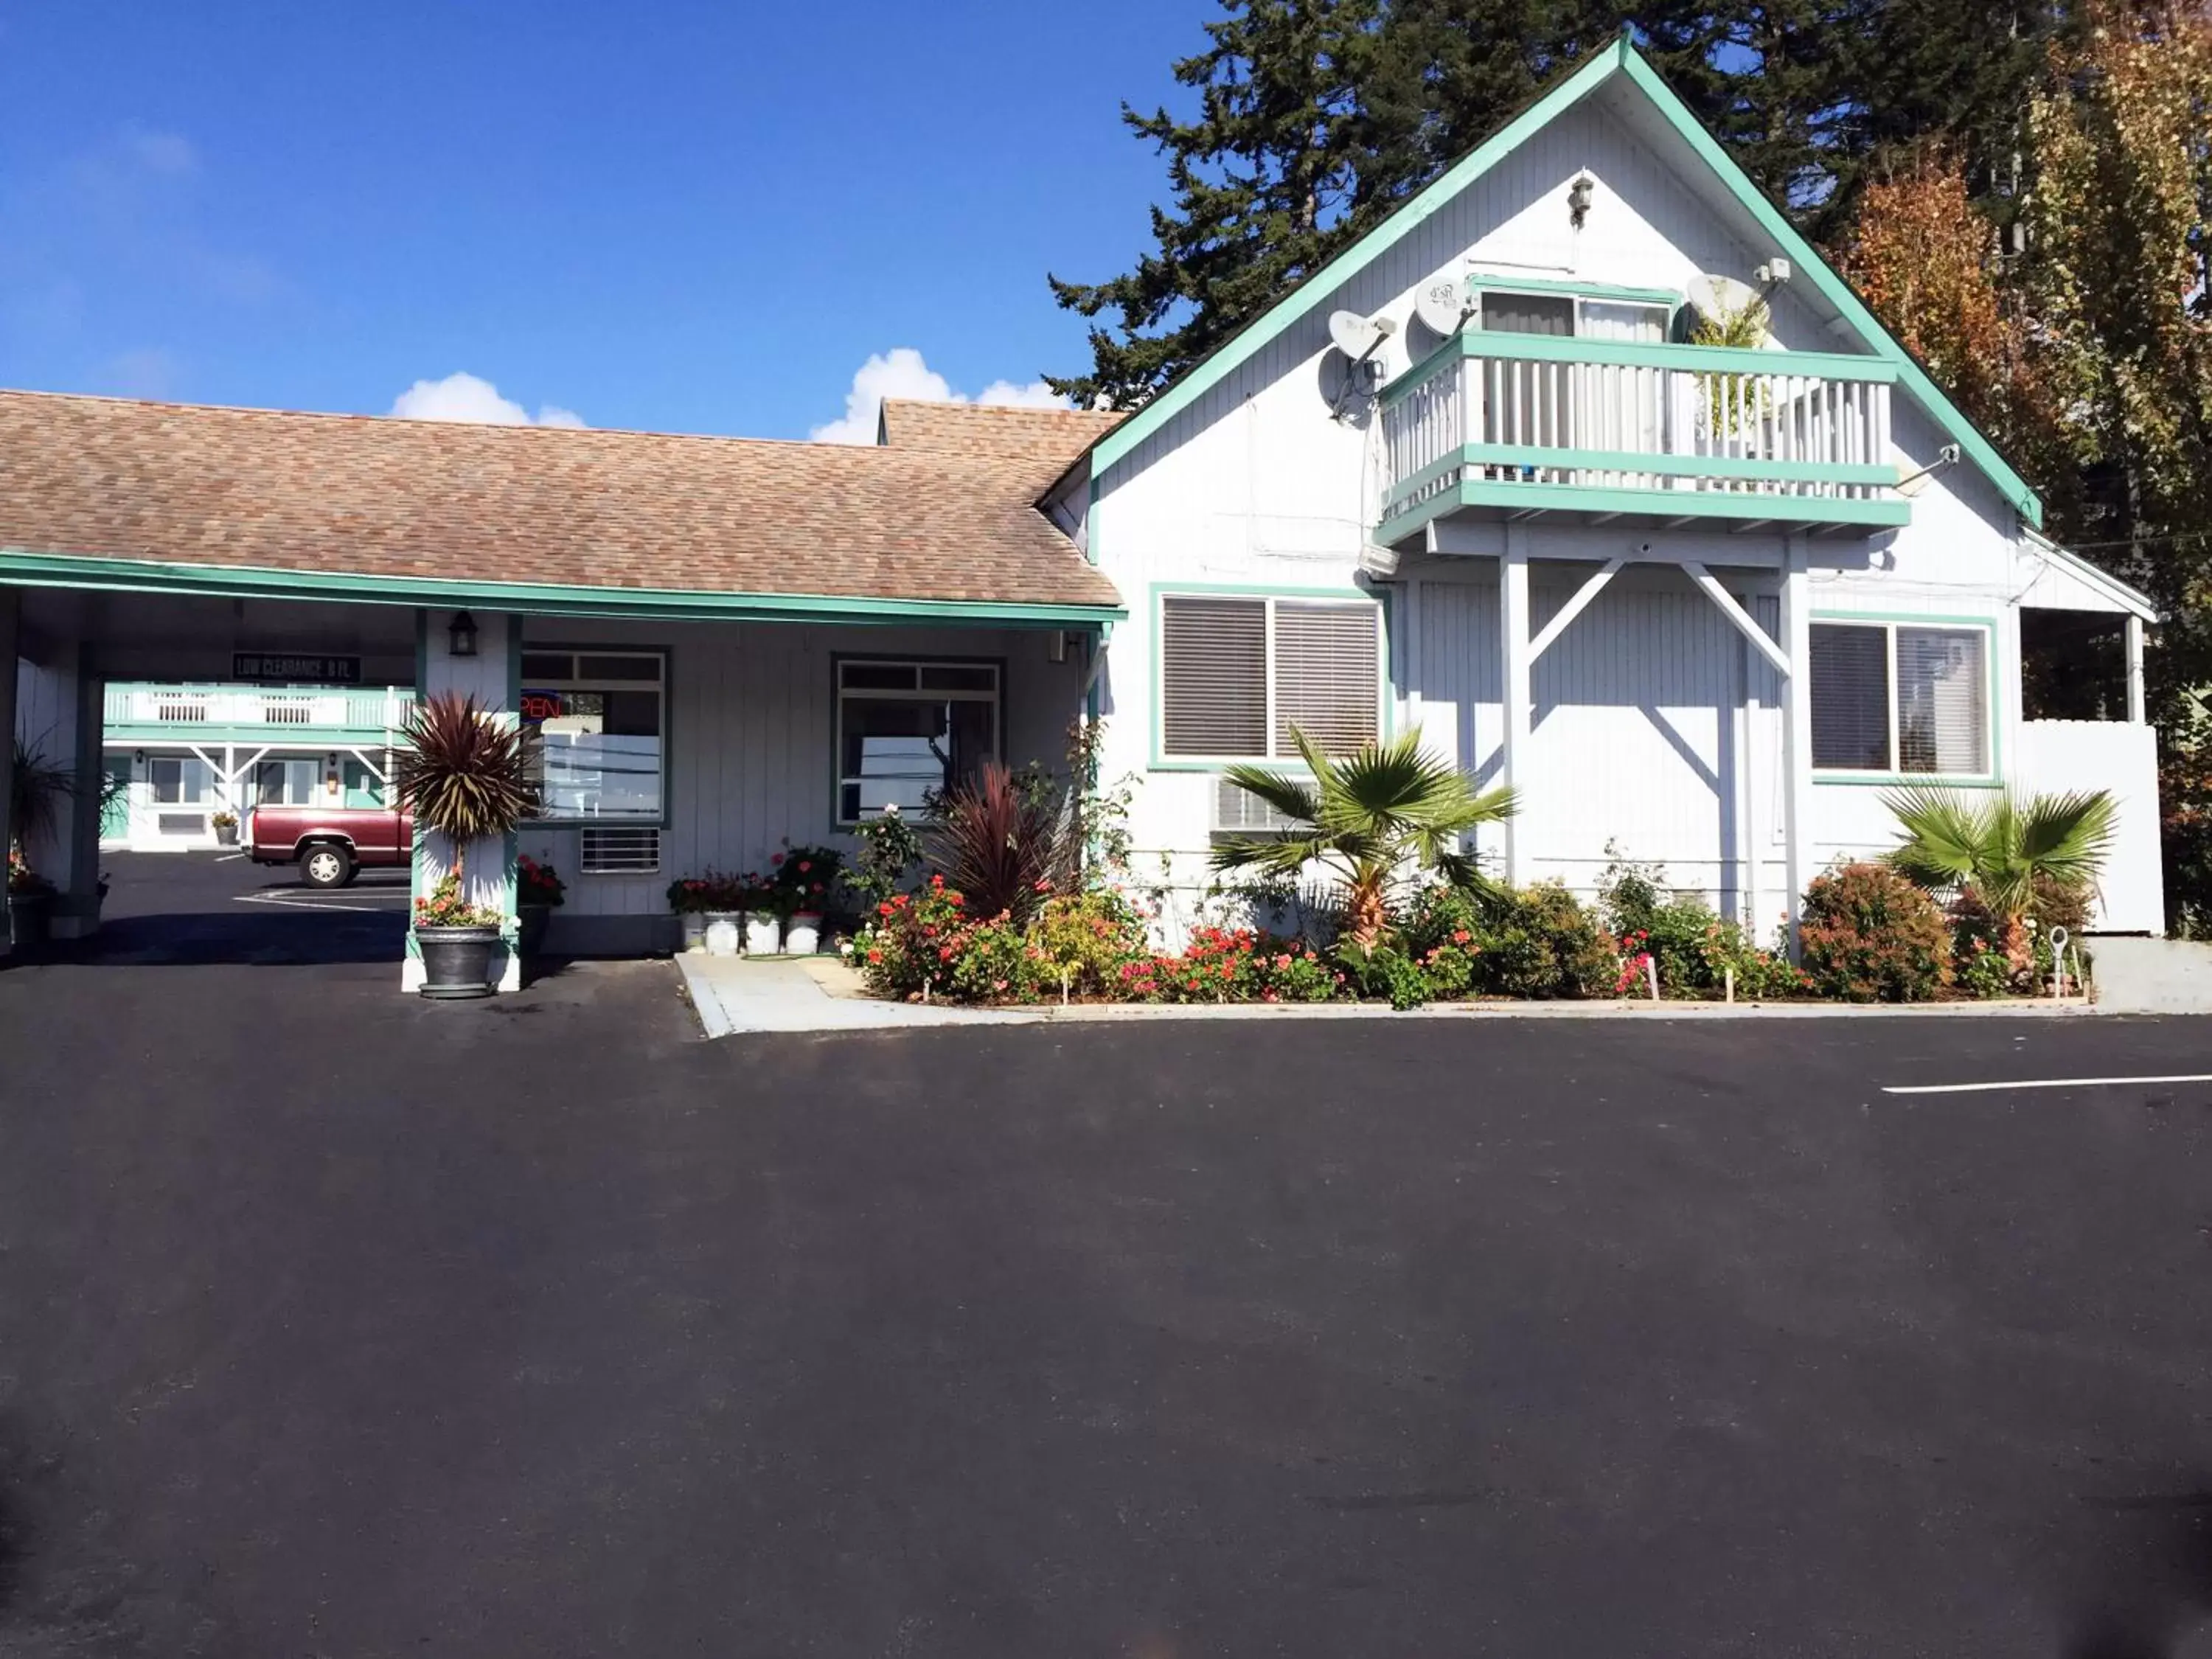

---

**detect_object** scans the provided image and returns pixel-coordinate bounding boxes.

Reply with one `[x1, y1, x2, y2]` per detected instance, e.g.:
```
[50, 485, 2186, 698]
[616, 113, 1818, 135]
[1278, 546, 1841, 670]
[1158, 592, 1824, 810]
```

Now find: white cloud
[809, 347, 1066, 444]
[119, 127, 197, 177]
[388, 372, 586, 428]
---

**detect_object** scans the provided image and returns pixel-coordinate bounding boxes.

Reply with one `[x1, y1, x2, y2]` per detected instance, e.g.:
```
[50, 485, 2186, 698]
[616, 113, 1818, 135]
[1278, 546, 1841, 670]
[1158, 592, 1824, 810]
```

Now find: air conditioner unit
[1212, 775, 1298, 835]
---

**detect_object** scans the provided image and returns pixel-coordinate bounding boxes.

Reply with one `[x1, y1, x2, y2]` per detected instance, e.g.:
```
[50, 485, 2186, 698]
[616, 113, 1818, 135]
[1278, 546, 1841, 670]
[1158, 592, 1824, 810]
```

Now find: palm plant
[392, 692, 539, 891]
[1881, 786, 2118, 974]
[1211, 726, 1517, 954]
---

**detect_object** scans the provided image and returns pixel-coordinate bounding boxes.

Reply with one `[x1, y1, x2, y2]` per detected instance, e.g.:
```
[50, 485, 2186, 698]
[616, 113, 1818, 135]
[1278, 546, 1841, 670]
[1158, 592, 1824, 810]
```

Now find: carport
[0, 389, 1124, 989]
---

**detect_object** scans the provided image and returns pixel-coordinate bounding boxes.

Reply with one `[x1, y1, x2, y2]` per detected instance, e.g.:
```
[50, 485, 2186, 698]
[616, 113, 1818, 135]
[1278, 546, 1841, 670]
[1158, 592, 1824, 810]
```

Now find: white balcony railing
[104, 685, 417, 732]
[1378, 335, 1901, 531]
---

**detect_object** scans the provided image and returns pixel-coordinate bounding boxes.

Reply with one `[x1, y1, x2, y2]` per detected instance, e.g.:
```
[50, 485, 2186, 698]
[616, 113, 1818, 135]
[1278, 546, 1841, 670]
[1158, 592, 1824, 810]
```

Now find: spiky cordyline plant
[392, 692, 539, 891]
[927, 761, 1070, 927]
[1211, 726, 1517, 954]
[1881, 786, 2118, 974]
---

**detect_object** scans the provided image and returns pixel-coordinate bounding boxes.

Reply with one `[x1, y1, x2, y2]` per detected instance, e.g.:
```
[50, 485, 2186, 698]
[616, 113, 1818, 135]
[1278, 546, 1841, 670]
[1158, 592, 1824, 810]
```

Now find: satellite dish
[1413, 274, 1470, 337]
[1683, 274, 1781, 348]
[1328, 309, 1394, 361]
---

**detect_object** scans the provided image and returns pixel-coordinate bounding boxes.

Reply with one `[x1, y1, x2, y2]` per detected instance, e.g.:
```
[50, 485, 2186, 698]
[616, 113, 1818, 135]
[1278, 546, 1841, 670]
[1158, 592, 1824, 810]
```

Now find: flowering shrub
[1118, 926, 1346, 1004]
[1029, 891, 1150, 997]
[414, 873, 504, 930]
[846, 807, 922, 906]
[1477, 883, 1616, 998]
[517, 855, 566, 908]
[1798, 863, 1952, 1002]
[852, 874, 981, 1001]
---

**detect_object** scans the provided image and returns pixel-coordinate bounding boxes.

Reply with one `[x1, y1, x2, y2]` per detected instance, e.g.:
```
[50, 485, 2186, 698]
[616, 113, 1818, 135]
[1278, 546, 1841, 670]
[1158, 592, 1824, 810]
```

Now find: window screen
[1161, 597, 1267, 758]
[1897, 627, 1987, 774]
[1159, 593, 1380, 762]
[1273, 603, 1380, 754]
[1810, 625, 1891, 771]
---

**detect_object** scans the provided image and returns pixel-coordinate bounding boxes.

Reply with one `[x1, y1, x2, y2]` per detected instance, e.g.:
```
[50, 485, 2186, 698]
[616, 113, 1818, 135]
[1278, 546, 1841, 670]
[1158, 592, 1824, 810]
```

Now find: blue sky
[0, 1, 1206, 440]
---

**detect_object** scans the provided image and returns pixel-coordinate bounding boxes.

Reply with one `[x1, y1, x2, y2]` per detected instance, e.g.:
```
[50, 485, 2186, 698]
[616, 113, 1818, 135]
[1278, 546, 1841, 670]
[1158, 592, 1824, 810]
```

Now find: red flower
[867, 948, 883, 964]
[771, 852, 785, 865]
[1453, 928, 1471, 944]
[877, 902, 894, 917]
[798, 860, 812, 873]
[939, 945, 956, 961]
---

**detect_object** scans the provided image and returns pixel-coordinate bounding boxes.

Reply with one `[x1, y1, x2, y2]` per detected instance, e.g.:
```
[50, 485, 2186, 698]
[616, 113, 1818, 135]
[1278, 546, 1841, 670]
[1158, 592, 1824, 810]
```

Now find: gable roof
[876, 400, 1124, 495]
[0, 390, 1124, 623]
[1085, 36, 2043, 529]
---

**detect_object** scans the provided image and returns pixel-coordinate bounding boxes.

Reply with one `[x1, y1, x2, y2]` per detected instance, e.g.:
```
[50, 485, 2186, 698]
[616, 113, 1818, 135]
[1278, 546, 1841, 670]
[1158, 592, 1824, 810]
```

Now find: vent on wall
[579, 827, 661, 874]
[1211, 776, 1298, 835]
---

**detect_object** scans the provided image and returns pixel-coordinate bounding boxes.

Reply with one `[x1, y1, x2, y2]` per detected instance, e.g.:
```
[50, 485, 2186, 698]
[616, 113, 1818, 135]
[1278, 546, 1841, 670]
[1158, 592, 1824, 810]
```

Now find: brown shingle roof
[0, 389, 1122, 612]
[877, 400, 1123, 492]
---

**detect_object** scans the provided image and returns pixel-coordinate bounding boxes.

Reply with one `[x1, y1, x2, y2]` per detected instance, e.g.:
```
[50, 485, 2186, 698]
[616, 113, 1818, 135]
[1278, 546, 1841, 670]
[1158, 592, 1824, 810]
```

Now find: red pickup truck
[244, 803, 413, 888]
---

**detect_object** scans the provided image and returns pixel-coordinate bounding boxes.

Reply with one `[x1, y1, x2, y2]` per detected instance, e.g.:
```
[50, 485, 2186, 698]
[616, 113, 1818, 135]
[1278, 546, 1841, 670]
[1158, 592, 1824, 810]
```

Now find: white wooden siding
[515, 619, 1082, 919]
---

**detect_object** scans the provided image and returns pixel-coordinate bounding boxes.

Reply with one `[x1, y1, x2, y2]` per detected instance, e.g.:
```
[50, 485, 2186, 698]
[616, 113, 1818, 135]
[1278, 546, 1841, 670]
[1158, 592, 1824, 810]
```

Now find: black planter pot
[7, 893, 52, 951]
[414, 923, 501, 999]
[518, 903, 553, 956]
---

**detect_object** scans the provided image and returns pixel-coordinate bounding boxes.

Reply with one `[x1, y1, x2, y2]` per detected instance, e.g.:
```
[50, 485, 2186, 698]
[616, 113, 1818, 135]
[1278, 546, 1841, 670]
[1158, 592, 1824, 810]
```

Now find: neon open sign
[519, 692, 565, 722]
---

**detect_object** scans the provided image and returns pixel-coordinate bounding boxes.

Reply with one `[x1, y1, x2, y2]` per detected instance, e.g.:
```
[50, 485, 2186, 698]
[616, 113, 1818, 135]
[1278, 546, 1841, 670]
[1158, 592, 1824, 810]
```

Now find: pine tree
[1043, 0, 1394, 409]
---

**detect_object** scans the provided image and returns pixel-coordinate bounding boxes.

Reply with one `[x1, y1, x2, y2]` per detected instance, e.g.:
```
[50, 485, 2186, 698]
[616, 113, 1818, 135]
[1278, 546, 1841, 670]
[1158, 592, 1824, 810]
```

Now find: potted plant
[702, 872, 748, 956]
[516, 854, 565, 955]
[7, 848, 55, 950]
[392, 691, 540, 998]
[211, 810, 240, 847]
[773, 841, 844, 955]
[667, 874, 714, 952]
[739, 873, 785, 955]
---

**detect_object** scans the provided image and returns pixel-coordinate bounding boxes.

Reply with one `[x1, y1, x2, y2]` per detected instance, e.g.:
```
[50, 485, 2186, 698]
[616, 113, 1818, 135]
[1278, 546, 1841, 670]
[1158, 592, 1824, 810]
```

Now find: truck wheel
[302, 845, 353, 889]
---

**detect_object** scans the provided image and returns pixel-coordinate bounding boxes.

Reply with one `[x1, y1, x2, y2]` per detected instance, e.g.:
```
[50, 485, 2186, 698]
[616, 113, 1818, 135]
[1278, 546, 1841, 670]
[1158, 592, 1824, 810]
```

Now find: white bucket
[785, 911, 822, 956]
[703, 912, 742, 957]
[743, 912, 784, 956]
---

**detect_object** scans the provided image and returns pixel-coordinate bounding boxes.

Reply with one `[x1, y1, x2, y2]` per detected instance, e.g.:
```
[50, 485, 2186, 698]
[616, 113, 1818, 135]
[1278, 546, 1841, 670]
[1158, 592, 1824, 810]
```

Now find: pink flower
[771, 852, 785, 865]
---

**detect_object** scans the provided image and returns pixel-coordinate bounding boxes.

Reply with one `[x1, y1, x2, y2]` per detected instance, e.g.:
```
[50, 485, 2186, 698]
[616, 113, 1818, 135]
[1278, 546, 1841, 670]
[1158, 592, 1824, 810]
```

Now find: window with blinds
[1158, 593, 1380, 762]
[1809, 620, 1989, 777]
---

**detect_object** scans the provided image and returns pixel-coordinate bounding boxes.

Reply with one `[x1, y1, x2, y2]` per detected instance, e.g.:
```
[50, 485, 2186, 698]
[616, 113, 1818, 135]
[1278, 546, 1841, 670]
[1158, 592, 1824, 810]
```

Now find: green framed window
[518, 647, 667, 823]
[1810, 619, 1992, 779]
[1158, 592, 1382, 763]
[835, 657, 1002, 824]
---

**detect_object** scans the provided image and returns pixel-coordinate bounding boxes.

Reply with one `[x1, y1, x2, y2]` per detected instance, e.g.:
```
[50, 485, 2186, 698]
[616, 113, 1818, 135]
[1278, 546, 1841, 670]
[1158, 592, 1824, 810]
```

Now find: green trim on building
[0, 549, 1126, 630]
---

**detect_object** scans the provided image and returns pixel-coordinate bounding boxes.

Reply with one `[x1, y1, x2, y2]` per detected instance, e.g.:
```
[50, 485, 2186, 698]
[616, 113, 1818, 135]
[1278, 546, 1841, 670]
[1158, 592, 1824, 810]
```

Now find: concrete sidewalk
[675, 953, 1040, 1036]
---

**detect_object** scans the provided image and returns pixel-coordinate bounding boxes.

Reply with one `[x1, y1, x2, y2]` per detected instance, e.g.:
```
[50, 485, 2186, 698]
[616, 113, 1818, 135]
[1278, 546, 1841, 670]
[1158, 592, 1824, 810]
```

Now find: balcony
[103, 684, 416, 740]
[1377, 334, 1907, 543]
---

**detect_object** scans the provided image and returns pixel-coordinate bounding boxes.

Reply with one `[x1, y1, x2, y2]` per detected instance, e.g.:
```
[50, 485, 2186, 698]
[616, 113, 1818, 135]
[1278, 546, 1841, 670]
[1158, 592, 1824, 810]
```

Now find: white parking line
[234, 891, 410, 914]
[1882, 1074, 2212, 1096]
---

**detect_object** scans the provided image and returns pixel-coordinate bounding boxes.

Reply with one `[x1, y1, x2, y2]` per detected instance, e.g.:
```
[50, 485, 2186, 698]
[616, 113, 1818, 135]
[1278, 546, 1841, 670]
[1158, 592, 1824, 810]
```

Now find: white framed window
[149, 756, 212, 804]
[254, 758, 318, 806]
[1158, 592, 1382, 764]
[835, 658, 1002, 824]
[1473, 290, 1669, 341]
[519, 649, 666, 824]
[1810, 619, 1992, 778]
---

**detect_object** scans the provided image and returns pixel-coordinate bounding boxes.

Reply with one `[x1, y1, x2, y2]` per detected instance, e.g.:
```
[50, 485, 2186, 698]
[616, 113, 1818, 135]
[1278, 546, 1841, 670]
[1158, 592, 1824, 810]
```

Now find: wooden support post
[2126, 613, 2146, 725]
[1778, 538, 1815, 958]
[1498, 529, 1531, 889]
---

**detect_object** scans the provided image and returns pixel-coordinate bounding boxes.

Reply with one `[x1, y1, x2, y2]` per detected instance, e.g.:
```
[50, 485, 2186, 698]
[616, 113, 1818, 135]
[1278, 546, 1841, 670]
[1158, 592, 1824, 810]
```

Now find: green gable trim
[1611, 50, 2040, 528]
[1091, 35, 2041, 529]
[1090, 41, 1629, 478]
[0, 550, 1127, 630]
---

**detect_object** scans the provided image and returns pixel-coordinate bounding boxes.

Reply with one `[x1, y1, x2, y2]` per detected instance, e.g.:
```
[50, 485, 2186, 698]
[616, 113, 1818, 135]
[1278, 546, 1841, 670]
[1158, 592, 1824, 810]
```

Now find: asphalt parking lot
[0, 950, 2207, 1657]
[75, 849, 411, 965]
